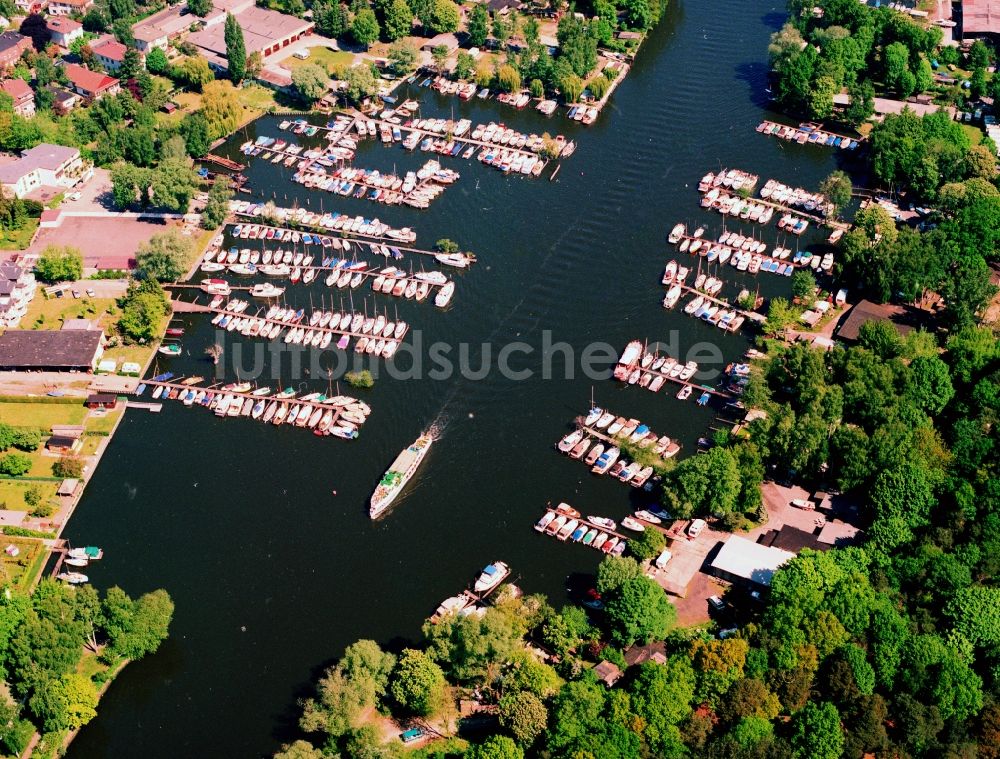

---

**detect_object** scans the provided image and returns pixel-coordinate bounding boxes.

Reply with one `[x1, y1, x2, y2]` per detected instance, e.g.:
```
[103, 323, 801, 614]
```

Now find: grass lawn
[284, 47, 354, 76]
[0, 217, 39, 251]
[0, 480, 57, 511]
[0, 538, 45, 588]
[22, 294, 118, 332]
[76, 650, 110, 681]
[173, 91, 204, 113]
[85, 407, 124, 435]
[961, 123, 984, 145]
[0, 401, 87, 428]
[237, 83, 281, 113]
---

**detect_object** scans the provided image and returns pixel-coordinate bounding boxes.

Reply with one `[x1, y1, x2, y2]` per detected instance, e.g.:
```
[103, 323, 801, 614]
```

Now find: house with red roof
[46, 17, 83, 48]
[0, 78, 35, 117]
[0, 32, 32, 71]
[63, 63, 120, 99]
[49, 0, 93, 15]
[91, 37, 132, 73]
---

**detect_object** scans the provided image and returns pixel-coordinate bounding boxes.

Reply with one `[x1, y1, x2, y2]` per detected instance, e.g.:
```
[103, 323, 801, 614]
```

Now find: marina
[533, 503, 630, 554]
[171, 295, 413, 356]
[428, 560, 515, 623]
[614, 339, 736, 400]
[63, 2, 854, 755]
[274, 113, 573, 175]
[666, 223, 835, 276]
[218, 221, 477, 267]
[755, 120, 862, 149]
[138, 377, 371, 438]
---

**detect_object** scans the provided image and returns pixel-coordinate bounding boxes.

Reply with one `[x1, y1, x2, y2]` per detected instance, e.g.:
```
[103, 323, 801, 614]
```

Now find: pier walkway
[672, 282, 766, 324]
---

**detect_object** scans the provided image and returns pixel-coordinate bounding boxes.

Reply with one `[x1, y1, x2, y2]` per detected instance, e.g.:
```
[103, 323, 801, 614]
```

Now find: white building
[0, 144, 90, 199]
[0, 261, 36, 328]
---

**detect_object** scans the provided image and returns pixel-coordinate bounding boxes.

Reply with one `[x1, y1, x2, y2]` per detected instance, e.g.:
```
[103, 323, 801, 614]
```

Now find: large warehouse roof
[0, 330, 102, 370]
[710, 536, 795, 587]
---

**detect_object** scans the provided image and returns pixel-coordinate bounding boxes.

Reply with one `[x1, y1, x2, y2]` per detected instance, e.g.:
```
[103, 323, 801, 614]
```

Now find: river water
[66, 1, 848, 755]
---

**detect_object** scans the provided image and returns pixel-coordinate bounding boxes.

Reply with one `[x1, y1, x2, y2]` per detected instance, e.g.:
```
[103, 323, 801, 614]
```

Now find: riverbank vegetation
[282, 316, 1000, 757]
[0, 580, 173, 755]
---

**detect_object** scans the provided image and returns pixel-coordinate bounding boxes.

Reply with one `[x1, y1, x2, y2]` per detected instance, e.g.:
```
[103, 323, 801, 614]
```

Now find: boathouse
[85, 393, 118, 409]
[709, 536, 794, 589]
[835, 299, 925, 343]
[0, 329, 103, 371]
[45, 435, 82, 454]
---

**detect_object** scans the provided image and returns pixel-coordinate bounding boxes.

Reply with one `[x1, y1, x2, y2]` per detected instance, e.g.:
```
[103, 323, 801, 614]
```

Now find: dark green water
[66, 2, 850, 756]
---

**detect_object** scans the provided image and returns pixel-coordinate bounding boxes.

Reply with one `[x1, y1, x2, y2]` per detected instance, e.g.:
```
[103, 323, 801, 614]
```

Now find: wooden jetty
[205, 153, 246, 171]
[223, 221, 475, 266]
[672, 234, 807, 275]
[230, 210, 415, 245]
[539, 507, 628, 543]
[672, 282, 766, 324]
[141, 379, 367, 434]
[300, 114, 558, 168]
[614, 351, 735, 400]
[171, 296, 412, 347]
[125, 401, 162, 412]
[756, 120, 862, 149]
[246, 145, 453, 208]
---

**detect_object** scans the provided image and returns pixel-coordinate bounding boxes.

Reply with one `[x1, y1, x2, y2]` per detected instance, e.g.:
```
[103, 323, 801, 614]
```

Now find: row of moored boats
[228, 200, 416, 243]
[756, 120, 860, 149]
[614, 340, 710, 402]
[142, 377, 368, 439]
[534, 503, 628, 554]
[667, 224, 833, 275]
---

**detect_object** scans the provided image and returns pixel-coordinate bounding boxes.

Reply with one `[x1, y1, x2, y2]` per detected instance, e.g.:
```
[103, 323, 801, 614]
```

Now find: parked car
[790, 498, 816, 510]
[655, 549, 673, 569]
[688, 518, 706, 538]
[708, 595, 726, 611]
[400, 728, 425, 744]
[86, 288, 96, 298]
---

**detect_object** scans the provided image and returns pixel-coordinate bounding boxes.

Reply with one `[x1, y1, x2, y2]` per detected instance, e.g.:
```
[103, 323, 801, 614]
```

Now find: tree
[791, 269, 816, 301]
[791, 700, 843, 759]
[906, 356, 954, 415]
[455, 50, 475, 80]
[145, 46, 169, 75]
[663, 446, 742, 518]
[351, 8, 380, 48]
[224, 13, 246, 84]
[28, 674, 98, 732]
[498, 691, 547, 746]
[470, 735, 523, 759]
[344, 65, 378, 103]
[389, 649, 447, 716]
[201, 179, 232, 229]
[819, 169, 851, 216]
[430, 43, 448, 73]
[180, 112, 211, 157]
[628, 525, 665, 561]
[201, 80, 246, 140]
[178, 56, 214, 90]
[969, 39, 991, 69]
[603, 575, 675, 646]
[291, 64, 328, 104]
[52, 456, 84, 478]
[314, 1, 349, 38]
[188, 0, 212, 16]
[628, 659, 697, 750]
[946, 325, 997, 383]
[426, 0, 459, 33]
[468, 3, 488, 47]
[845, 79, 875, 125]
[808, 75, 837, 119]
[497, 64, 521, 93]
[151, 160, 198, 212]
[0, 453, 30, 477]
[35, 245, 83, 283]
[382, 0, 412, 41]
[105, 589, 173, 660]
[135, 229, 193, 282]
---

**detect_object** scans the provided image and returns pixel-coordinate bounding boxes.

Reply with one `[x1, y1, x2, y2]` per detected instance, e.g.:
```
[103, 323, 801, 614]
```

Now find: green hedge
[0, 396, 84, 405]
[1, 526, 56, 539]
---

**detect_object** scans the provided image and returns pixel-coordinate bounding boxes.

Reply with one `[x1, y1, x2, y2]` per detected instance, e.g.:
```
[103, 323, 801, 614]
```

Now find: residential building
[63, 63, 120, 99]
[46, 17, 84, 48]
[0, 78, 35, 117]
[0, 32, 32, 70]
[91, 37, 131, 72]
[46, 85, 79, 114]
[0, 262, 36, 327]
[0, 329, 104, 371]
[48, 0, 93, 15]
[132, 3, 195, 53]
[420, 33, 460, 53]
[0, 143, 89, 198]
[12, 0, 45, 15]
[185, 0, 313, 72]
